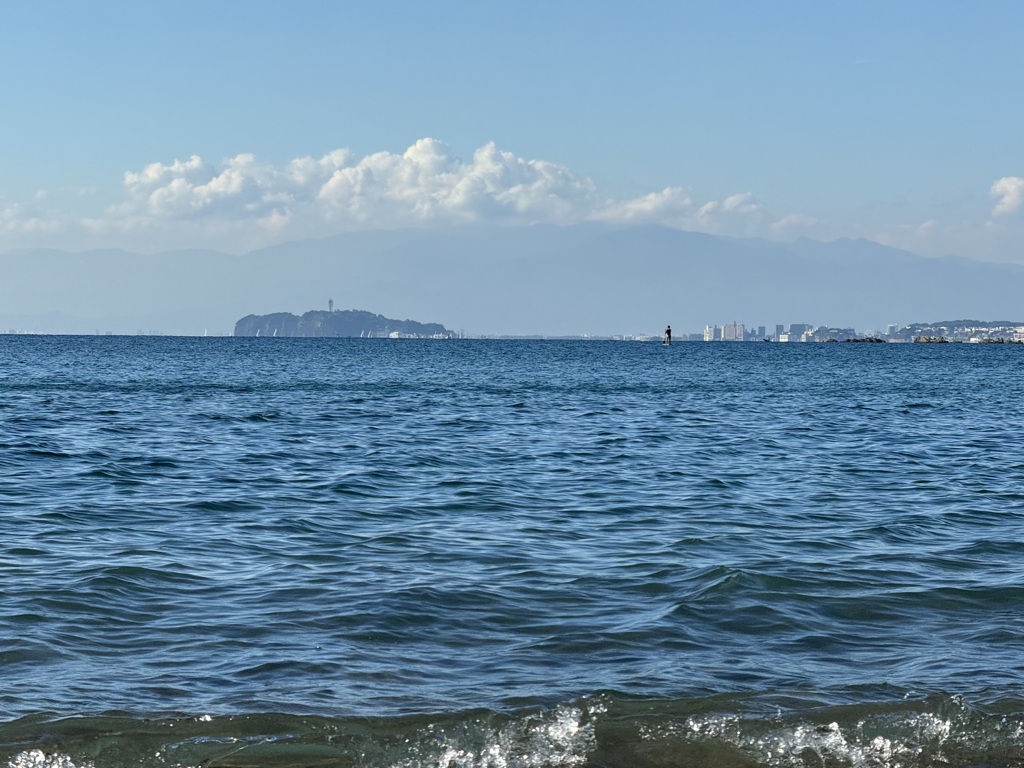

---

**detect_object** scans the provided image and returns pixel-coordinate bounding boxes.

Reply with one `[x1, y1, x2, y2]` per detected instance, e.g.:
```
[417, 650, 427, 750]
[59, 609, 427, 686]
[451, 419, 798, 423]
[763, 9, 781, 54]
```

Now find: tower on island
[328, 299, 334, 313]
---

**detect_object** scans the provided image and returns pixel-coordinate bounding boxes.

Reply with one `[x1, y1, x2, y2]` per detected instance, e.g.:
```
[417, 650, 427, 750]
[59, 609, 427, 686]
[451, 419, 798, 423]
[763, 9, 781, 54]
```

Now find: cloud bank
[2, 139, 1021, 261]
[73, 139, 775, 250]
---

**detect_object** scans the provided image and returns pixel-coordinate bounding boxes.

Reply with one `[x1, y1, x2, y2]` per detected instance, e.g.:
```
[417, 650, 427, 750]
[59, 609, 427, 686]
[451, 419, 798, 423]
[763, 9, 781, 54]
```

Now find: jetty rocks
[234, 309, 452, 338]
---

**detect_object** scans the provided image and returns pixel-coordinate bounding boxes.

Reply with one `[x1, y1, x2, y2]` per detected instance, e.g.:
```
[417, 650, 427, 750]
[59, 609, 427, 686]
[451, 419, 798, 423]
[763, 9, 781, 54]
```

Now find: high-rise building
[722, 321, 745, 341]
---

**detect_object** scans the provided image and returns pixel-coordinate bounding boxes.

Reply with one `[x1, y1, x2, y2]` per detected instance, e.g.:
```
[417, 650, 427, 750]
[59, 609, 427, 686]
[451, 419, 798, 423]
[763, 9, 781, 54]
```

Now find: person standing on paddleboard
[664, 325, 671, 345]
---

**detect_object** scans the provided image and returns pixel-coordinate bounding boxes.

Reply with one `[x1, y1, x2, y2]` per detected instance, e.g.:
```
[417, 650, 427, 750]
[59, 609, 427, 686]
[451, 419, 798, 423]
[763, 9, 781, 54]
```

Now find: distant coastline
[692, 319, 1024, 344]
[3, 315, 1022, 343]
[6, 225, 1024, 337]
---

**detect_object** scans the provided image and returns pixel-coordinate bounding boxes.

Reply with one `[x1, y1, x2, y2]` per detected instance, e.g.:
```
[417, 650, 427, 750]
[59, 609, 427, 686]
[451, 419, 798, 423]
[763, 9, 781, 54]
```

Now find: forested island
[234, 309, 452, 338]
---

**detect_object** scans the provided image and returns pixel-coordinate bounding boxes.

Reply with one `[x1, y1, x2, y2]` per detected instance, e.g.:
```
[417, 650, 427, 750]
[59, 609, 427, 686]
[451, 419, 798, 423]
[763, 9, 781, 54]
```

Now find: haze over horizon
[2, 1, 1022, 333]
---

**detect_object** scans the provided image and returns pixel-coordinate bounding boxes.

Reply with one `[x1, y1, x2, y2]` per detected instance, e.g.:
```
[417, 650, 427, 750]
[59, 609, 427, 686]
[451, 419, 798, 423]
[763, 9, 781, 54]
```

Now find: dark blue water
[2, 336, 1024, 768]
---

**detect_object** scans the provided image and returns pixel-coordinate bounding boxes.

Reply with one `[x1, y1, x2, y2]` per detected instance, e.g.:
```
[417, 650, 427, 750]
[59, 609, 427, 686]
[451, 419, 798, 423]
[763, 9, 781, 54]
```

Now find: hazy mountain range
[2, 224, 1023, 336]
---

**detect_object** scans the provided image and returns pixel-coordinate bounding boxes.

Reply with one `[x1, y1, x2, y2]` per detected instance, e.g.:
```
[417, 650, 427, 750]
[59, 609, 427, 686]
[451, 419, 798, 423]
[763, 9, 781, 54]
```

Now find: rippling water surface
[2, 336, 1023, 767]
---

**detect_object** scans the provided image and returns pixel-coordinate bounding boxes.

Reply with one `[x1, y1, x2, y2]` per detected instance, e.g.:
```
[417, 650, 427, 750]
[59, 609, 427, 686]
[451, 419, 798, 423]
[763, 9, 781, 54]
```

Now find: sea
[2, 335, 1024, 768]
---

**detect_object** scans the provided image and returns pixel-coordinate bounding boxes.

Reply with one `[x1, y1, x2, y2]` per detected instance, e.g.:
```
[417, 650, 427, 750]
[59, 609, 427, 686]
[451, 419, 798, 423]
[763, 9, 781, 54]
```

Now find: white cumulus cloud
[597, 187, 694, 225]
[102, 139, 610, 237]
[25, 139, 807, 253]
[990, 176, 1024, 219]
[771, 213, 818, 234]
[316, 139, 601, 224]
[0, 202, 64, 236]
[690, 192, 765, 235]
[106, 140, 778, 234]
[121, 153, 286, 220]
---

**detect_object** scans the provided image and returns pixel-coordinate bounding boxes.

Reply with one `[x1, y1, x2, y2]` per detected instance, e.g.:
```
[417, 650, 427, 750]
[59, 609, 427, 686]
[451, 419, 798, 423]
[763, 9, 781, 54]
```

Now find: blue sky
[2, 0, 1022, 261]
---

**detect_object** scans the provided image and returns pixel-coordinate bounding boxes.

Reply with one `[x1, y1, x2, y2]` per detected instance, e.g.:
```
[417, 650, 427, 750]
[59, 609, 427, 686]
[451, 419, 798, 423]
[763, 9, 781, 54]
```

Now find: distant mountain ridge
[234, 309, 451, 338]
[4, 224, 1024, 336]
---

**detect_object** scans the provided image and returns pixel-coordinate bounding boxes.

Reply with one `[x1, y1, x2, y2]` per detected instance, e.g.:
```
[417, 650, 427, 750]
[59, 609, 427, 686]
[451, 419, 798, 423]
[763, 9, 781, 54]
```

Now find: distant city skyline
[693, 320, 1024, 343]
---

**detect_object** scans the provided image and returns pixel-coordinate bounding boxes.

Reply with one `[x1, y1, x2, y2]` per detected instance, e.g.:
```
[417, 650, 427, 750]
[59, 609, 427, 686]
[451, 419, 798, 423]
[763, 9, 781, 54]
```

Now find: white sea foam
[644, 705, 1008, 768]
[7, 751, 91, 768]
[395, 703, 598, 768]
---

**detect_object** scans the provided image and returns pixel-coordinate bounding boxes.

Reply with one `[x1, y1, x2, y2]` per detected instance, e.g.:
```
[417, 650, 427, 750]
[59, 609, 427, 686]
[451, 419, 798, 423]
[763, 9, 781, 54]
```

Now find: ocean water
[2, 335, 1024, 768]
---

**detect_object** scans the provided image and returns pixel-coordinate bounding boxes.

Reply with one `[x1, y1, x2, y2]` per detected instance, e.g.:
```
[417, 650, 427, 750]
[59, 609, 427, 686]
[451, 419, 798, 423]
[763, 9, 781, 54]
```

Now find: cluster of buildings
[693, 321, 1024, 343]
[699, 322, 824, 342]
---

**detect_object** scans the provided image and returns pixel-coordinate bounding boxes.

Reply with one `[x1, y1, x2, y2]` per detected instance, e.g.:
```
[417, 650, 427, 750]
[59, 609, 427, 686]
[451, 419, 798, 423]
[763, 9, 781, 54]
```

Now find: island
[234, 309, 452, 338]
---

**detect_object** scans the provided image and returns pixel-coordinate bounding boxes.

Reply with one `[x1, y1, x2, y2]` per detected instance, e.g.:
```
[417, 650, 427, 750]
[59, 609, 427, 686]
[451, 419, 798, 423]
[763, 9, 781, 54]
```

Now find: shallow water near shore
[2, 336, 1023, 767]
